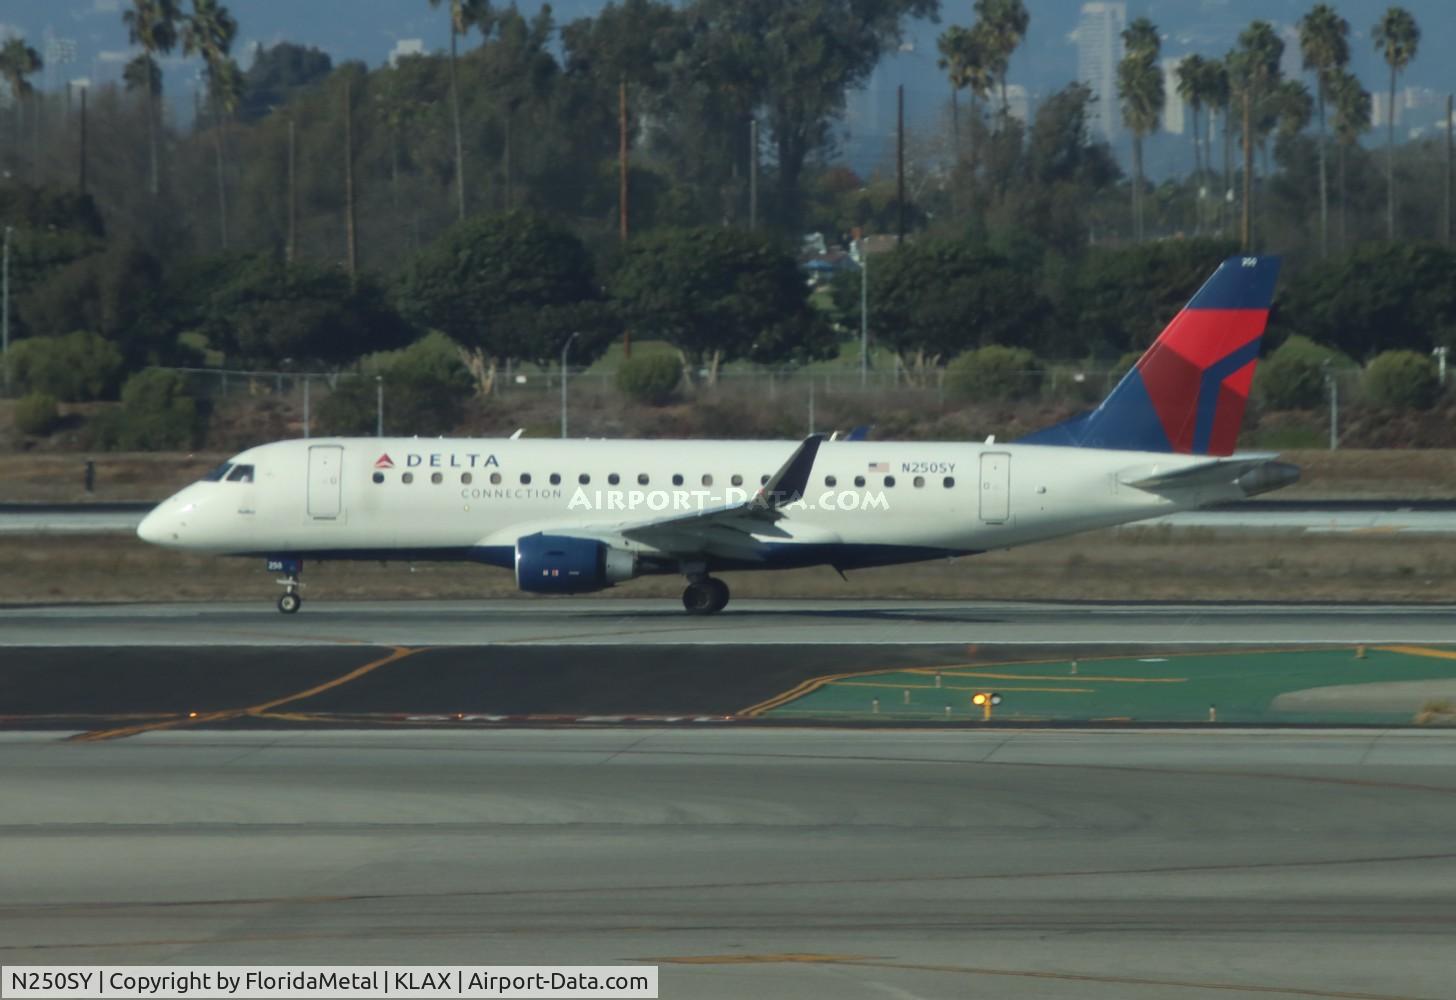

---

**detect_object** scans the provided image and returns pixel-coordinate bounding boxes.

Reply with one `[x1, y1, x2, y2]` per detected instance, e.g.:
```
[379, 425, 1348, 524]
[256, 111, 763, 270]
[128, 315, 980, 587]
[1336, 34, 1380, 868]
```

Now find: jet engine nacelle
[514, 532, 637, 594]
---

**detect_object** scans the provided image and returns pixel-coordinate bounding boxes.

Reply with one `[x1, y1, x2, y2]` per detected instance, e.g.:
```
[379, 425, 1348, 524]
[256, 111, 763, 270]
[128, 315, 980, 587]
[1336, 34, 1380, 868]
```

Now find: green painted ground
[758, 646, 1456, 725]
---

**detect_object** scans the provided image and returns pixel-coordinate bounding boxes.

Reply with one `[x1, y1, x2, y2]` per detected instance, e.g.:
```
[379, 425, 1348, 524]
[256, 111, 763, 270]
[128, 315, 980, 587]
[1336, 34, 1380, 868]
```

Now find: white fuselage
[138, 437, 1252, 578]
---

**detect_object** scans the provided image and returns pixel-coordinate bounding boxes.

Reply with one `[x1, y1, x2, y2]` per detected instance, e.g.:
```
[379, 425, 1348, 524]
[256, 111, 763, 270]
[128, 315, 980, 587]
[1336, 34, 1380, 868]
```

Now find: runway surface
[2, 728, 1453, 998]
[6, 598, 1456, 646]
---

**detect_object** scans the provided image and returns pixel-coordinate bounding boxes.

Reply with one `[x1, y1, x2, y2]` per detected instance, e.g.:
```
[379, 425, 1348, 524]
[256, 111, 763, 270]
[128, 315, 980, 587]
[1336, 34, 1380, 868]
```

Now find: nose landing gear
[267, 556, 304, 614]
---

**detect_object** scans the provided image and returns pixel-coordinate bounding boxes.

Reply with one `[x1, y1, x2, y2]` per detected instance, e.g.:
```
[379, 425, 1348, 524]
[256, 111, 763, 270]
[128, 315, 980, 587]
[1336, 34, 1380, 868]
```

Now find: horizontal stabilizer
[1121, 455, 1300, 497]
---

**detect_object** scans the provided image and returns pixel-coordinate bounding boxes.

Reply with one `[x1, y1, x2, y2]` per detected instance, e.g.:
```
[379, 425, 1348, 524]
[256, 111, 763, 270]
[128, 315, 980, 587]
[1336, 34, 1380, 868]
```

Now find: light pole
[856, 231, 868, 389]
[560, 331, 580, 438]
[2, 225, 11, 396]
[1323, 360, 1338, 451]
[375, 375, 383, 438]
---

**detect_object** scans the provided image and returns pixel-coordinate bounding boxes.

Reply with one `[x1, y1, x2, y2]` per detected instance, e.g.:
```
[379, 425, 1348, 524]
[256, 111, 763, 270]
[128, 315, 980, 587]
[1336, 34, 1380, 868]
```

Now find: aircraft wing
[616, 434, 826, 560]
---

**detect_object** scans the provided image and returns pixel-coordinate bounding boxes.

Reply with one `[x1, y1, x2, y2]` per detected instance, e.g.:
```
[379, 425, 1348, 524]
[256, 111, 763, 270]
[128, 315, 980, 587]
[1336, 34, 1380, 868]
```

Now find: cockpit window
[225, 464, 255, 483]
[201, 462, 234, 482]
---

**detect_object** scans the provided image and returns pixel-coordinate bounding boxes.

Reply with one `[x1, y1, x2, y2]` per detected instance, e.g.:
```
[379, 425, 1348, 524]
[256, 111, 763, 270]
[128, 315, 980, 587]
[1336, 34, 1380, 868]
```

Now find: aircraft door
[979, 452, 1010, 524]
[307, 445, 344, 520]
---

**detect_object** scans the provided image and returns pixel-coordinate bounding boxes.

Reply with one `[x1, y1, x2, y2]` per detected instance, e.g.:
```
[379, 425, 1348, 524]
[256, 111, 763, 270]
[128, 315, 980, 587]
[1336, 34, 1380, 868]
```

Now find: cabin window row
[370, 470, 957, 489]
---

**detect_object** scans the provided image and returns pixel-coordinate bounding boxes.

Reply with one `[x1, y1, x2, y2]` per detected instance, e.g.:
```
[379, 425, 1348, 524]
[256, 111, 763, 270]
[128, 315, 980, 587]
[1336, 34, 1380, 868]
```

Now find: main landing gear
[682, 577, 729, 615]
[267, 556, 304, 614]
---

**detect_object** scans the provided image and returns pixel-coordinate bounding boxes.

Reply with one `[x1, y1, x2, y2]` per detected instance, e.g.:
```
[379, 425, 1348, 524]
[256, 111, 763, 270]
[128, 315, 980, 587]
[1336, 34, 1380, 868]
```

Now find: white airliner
[138, 256, 1297, 615]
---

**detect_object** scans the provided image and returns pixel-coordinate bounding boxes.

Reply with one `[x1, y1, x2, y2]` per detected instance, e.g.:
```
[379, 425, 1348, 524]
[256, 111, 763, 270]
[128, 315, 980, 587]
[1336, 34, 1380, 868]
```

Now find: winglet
[754, 434, 825, 510]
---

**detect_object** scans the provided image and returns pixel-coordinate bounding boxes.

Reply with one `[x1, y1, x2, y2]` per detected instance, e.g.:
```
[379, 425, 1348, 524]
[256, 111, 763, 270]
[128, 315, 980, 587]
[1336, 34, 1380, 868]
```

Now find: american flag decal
[868, 461, 889, 473]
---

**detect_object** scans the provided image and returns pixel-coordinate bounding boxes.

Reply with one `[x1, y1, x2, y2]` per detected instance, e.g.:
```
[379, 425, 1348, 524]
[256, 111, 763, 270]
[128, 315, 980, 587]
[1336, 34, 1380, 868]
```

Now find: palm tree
[972, 0, 1028, 120]
[937, 24, 994, 182]
[1329, 68, 1372, 248]
[1373, 6, 1420, 240]
[1298, 3, 1349, 257]
[1229, 21, 1283, 250]
[1117, 18, 1163, 241]
[427, 0, 493, 222]
[1200, 58, 1232, 235]
[122, 0, 180, 198]
[181, 0, 239, 249]
[0, 37, 43, 180]
[1176, 54, 1209, 231]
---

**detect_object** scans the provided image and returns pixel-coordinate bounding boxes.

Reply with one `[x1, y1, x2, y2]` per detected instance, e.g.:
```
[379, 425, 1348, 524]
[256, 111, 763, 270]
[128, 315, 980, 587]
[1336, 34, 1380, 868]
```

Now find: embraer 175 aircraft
[138, 255, 1298, 615]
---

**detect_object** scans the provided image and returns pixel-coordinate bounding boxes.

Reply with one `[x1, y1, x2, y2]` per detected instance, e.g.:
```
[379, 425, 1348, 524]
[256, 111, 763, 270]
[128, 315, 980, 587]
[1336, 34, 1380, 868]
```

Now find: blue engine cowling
[514, 533, 637, 594]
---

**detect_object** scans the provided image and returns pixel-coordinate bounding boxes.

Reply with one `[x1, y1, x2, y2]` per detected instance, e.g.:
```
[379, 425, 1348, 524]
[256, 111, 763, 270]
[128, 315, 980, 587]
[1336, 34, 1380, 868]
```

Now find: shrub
[6, 331, 123, 401]
[1254, 335, 1351, 410]
[112, 369, 199, 450]
[13, 392, 60, 435]
[318, 335, 474, 436]
[1364, 350, 1441, 410]
[944, 345, 1045, 402]
[616, 352, 683, 406]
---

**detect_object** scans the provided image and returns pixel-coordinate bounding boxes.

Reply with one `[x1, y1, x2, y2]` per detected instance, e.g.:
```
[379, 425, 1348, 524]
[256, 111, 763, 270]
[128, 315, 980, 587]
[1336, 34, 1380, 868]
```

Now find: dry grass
[6, 529, 1456, 605]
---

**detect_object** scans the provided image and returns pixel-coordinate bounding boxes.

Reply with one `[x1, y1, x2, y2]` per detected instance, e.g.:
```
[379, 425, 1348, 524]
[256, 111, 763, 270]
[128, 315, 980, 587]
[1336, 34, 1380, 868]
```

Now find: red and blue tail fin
[1021, 255, 1280, 456]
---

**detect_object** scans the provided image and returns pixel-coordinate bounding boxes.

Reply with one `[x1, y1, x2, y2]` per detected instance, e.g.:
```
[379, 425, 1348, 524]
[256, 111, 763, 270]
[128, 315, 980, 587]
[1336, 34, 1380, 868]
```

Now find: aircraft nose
[137, 504, 178, 545]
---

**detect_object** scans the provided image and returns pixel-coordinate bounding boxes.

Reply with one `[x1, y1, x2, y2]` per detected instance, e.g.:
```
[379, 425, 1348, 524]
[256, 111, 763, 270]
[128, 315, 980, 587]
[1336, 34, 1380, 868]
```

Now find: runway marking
[1378, 645, 1456, 662]
[70, 646, 429, 743]
[5, 850, 1453, 918]
[920, 669, 1188, 684]
[643, 955, 1436, 1000]
[829, 681, 1093, 695]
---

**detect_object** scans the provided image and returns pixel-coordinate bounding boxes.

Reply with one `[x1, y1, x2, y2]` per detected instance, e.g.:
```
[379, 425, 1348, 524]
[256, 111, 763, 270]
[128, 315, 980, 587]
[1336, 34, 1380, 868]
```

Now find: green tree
[693, 0, 937, 234]
[945, 345, 1043, 401]
[113, 368, 200, 450]
[427, 0, 493, 221]
[0, 37, 43, 181]
[1298, 4, 1349, 257]
[319, 333, 473, 435]
[203, 256, 414, 367]
[1365, 350, 1439, 409]
[397, 212, 616, 392]
[181, 0, 241, 249]
[973, 0, 1029, 118]
[6, 332, 125, 401]
[122, 0, 180, 198]
[1254, 334, 1351, 409]
[835, 241, 1049, 379]
[239, 42, 332, 122]
[1229, 21, 1284, 249]
[615, 352, 683, 405]
[611, 227, 834, 382]
[19, 241, 167, 367]
[1117, 18, 1163, 241]
[1329, 69, 1372, 248]
[1175, 54, 1209, 229]
[1372, 6, 1420, 240]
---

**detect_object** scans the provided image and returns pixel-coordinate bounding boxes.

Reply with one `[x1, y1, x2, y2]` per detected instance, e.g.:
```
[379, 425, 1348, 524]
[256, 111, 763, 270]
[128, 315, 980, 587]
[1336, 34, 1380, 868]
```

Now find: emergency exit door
[979, 452, 1010, 523]
[307, 445, 343, 519]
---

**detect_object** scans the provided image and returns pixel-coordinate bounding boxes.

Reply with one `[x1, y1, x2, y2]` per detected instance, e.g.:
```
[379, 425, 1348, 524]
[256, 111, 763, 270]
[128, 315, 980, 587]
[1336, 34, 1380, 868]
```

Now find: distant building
[1004, 84, 1032, 126]
[1162, 57, 1186, 135]
[44, 31, 77, 94]
[388, 38, 425, 68]
[1077, 1, 1126, 143]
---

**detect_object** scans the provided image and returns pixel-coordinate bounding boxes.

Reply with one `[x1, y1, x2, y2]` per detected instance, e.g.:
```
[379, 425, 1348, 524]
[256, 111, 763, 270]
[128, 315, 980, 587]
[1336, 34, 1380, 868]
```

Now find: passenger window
[825, 475, 837, 487]
[944, 476, 955, 488]
[549, 473, 561, 485]
[372, 471, 385, 484]
[202, 462, 234, 482]
[854, 475, 866, 488]
[520, 473, 532, 485]
[579, 473, 590, 485]
[760, 474, 770, 486]
[461, 472, 472, 485]
[490, 472, 502, 485]
[226, 464, 254, 483]
[609, 473, 620, 485]
[884, 475, 896, 487]
[402, 472, 414, 484]
[672, 474, 684, 486]
[731, 474, 743, 487]
[638, 473, 650, 485]
[913, 476, 925, 488]
[702, 474, 713, 487]
[431, 472, 443, 484]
